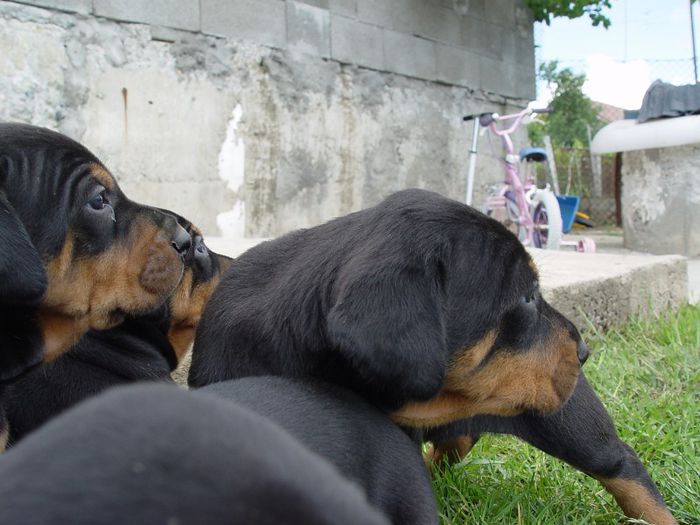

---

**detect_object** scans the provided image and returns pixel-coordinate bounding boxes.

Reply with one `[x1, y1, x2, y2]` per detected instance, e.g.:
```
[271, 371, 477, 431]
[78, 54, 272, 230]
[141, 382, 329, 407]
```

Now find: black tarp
[637, 80, 700, 123]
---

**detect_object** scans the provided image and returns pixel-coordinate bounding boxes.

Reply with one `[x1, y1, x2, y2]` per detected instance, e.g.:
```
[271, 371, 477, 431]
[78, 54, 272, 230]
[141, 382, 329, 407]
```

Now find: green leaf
[527, 0, 612, 28]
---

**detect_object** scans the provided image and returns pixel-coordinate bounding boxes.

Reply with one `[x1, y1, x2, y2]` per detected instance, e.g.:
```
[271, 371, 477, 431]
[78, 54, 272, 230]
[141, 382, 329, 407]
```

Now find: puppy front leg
[512, 373, 677, 525]
[426, 434, 480, 466]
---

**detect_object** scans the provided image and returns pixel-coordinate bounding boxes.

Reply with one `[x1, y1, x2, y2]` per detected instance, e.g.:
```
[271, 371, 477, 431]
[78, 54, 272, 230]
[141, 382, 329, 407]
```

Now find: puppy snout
[577, 340, 590, 365]
[171, 225, 192, 258]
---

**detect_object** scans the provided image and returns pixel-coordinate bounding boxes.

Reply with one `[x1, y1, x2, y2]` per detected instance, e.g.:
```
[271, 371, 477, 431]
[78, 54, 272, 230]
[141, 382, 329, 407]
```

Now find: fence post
[543, 135, 560, 195]
[586, 123, 603, 197]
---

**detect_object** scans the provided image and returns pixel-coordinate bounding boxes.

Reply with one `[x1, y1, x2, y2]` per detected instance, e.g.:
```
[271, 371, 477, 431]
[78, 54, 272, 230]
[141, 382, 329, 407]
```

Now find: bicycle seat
[519, 147, 547, 162]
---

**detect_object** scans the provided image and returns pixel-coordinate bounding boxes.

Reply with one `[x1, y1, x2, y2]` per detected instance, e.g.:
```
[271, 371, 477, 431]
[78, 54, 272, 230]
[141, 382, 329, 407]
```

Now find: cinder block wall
[0, 0, 535, 236]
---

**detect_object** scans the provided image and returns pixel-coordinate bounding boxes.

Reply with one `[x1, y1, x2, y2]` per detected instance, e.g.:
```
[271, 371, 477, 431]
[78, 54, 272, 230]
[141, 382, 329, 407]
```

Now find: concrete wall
[0, 0, 535, 236]
[622, 144, 700, 256]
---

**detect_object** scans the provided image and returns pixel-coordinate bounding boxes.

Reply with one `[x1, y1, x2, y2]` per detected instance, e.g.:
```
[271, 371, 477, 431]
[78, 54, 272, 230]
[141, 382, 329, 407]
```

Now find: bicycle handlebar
[462, 106, 551, 123]
[462, 112, 492, 122]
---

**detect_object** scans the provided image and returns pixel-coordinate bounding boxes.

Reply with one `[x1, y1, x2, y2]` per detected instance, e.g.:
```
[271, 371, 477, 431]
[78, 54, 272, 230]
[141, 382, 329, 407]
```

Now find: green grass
[431, 304, 700, 524]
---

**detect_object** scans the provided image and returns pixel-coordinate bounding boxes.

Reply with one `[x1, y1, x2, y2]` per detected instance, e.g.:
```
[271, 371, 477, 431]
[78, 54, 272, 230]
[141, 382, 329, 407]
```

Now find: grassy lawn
[431, 304, 700, 524]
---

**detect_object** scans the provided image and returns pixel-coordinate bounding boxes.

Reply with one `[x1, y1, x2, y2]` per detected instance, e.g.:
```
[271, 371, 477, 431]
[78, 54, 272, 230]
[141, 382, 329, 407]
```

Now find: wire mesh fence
[528, 150, 619, 227]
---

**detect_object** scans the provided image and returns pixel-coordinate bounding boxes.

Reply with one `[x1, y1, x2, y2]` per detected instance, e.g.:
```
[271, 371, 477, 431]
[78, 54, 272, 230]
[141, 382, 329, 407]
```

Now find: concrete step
[529, 248, 687, 332]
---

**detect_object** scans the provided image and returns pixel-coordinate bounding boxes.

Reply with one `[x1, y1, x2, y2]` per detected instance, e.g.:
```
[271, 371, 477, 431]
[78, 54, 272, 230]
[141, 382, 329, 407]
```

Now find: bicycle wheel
[531, 189, 562, 250]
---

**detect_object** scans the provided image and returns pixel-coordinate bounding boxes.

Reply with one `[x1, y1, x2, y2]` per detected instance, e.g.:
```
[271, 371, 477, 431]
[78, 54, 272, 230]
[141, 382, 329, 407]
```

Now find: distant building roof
[638, 80, 700, 123]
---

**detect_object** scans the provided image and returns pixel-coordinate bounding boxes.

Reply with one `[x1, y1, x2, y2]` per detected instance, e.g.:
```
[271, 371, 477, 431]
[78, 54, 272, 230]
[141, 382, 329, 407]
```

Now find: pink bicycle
[463, 106, 563, 250]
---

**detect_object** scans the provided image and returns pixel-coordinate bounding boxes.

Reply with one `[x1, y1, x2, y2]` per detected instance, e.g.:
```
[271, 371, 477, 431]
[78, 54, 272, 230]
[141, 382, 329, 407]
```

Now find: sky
[536, 0, 697, 109]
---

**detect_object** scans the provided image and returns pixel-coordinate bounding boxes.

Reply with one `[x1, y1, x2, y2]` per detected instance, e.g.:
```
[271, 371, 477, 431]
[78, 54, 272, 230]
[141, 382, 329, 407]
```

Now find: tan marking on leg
[597, 477, 677, 525]
[427, 435, 477, 465]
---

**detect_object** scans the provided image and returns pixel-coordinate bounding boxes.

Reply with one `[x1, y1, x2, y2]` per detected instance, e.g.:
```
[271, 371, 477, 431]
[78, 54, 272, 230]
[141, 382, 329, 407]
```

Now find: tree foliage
[528, 61, 603, 149]
[527, 0, 612, 28]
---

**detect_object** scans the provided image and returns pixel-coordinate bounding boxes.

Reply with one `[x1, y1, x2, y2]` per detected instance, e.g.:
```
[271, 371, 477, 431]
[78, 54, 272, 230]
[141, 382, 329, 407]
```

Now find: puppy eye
[194, 237, 208, 257]
[88, 192, 106, 210]
[521, 292, 536, 305]
[86, 188, 116, 222]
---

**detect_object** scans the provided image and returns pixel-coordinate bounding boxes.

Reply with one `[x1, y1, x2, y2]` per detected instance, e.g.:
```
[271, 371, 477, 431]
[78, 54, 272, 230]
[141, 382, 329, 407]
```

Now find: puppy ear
[326, 258, 447, 409]
[0, 192, 47, 305]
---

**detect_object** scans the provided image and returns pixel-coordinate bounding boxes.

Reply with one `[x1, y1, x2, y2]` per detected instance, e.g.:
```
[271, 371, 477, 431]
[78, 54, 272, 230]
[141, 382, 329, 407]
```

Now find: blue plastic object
[556, 195, 580, 233]
[519, 147, 548, 162]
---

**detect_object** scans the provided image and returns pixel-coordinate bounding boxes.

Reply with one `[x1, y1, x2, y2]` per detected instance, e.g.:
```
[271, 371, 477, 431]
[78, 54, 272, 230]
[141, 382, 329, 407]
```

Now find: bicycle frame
[465, 105, 594, 253]
[478, 107, 542, 246]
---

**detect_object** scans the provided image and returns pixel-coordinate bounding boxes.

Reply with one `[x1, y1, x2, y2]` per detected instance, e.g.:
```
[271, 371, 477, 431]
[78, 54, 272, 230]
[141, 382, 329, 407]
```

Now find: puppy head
[164, 215, 232, 361]
[0, 123, 190, 375]
[325, 189, 585, 427]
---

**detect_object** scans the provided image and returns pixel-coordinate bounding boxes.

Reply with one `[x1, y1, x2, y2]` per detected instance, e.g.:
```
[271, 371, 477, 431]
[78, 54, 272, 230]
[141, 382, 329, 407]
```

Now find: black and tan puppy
[0, 123, 191, 381]
[0, 384, 390, 525]
[202, 377, 438, 525]
[3, 217, 232, 445]
[189, 189, 676, 525]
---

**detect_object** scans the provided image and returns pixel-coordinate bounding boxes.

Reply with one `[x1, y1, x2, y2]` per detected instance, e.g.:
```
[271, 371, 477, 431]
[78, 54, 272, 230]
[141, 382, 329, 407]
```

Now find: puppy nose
[577, 340, 590, 365]
[171, 225, 192, 257]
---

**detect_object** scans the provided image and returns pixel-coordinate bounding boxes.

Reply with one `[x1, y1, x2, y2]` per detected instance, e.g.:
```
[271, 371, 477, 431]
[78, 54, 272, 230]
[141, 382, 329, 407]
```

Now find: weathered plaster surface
[622, 144, 700, 256]
[1, 1, 530, 236]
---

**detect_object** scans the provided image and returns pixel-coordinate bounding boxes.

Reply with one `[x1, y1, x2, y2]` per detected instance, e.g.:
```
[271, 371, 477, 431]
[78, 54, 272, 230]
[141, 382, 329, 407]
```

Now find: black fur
[189, 188, 544, 410]
[3, 313, 175, 445]
[188, 188, 674, 523]
[3, 213, 230, 445]
[202, 377, 438, 525]
[0, 384, 389, 525]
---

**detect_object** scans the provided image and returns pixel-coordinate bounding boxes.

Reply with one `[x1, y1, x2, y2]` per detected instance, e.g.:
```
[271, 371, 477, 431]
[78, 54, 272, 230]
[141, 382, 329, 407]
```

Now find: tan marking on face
[597, 477, 677, 525]
[218, 253, 233, 274]
[0, 425, 8, 454]
[189, 224, 203, 238]
[528, 256, 539, 278]
[88, 162, 115, 191]
[39, 311, 91, 361]
[392, 326, 580, 427]
[425, 435, 477, 467]
[40, 217, 184, 359]
[166, 252, 229, 361]
[445, 330, 498, 374]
